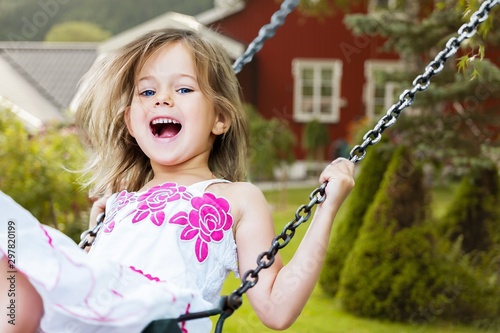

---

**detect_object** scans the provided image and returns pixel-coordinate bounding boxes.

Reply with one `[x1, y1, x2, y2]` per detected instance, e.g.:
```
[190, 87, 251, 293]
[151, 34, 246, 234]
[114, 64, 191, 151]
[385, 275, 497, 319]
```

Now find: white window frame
[363, 60, 404, 119]
[292, 59, 343, 123]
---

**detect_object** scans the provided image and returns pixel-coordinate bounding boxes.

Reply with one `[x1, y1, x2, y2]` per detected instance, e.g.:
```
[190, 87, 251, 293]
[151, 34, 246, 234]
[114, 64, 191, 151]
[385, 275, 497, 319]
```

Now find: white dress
[0, 179, 238, 333]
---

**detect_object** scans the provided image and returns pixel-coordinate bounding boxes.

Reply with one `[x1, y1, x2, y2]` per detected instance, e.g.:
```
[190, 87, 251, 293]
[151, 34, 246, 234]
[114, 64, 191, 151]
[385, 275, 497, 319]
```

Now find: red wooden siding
[210, 0, 395, 159]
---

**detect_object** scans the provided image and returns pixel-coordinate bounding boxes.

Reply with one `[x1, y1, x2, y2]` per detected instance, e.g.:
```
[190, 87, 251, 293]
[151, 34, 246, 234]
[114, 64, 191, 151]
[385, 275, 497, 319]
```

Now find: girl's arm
[234, 158, 355, 330]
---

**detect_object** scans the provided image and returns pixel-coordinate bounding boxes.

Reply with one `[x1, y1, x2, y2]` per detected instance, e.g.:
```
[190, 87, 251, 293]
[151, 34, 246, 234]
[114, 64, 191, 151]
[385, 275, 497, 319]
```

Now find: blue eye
[177, 88, 193, 94]
[140, 90, 155, 97]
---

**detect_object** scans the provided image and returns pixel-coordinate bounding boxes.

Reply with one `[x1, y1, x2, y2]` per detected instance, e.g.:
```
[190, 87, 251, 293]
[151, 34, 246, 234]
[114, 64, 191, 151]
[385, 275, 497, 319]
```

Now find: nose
[155, 101, 170, 106]
[153, 93, 173, 107]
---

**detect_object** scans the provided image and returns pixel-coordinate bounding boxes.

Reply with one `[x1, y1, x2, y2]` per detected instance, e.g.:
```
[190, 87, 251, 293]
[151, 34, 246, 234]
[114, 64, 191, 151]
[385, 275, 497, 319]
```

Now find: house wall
[210, 0, 396, 161]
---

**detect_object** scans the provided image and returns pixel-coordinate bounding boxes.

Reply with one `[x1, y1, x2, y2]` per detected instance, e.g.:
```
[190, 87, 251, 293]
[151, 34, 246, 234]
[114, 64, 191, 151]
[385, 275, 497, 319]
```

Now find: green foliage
[342, 0, 500, 181]
[337, 146, 500, 325]
[440, 162, 500, 253]
[319, 140, 393, 296]
[45, 21, 112, 42]
[302, 119, 330, 161]
[0, 110, 89, 241]
[246, 105, 296, 181]
[296, 0, 365, 17]
[438, 162, 500, 290]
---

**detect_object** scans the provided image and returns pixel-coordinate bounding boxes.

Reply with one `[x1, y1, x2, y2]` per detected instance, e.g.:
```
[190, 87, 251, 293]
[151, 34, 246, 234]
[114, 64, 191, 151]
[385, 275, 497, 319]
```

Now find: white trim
[292, 58, 343, 123]
[363, 59, 404, 119]
[98, 12, 245, 60]
[196, 0, 245, 25]
[0, 96, 43, 130]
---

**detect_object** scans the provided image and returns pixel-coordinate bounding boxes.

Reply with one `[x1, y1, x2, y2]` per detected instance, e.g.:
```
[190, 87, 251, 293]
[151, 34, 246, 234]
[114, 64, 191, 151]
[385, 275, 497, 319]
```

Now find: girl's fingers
[88, 196, 108, 228]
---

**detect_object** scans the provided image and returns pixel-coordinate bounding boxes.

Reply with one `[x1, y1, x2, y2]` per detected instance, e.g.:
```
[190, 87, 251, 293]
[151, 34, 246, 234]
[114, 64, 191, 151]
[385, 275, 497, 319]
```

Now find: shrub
[246, 105, 296, 181]
[440, 162, 500, 254]
[319, 141, 393, 296]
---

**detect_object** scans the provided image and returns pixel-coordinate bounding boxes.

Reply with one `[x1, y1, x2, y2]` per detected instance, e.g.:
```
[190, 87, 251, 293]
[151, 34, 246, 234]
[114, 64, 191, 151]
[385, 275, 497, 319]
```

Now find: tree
[0, 0, 214, 41]
[45, 21, 112, 42]
[342, 0, 500, 176]
[338, 145, 500, 324]
[0, 110, 89, 242]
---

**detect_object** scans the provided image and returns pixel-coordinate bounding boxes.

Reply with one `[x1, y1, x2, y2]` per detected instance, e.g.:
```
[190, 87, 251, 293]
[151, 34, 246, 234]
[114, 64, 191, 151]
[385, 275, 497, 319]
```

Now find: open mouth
[150, 118, 182, 138]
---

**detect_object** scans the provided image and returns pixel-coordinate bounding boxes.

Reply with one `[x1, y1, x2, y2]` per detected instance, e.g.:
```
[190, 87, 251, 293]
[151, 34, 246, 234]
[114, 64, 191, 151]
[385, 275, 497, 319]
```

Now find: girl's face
[125, 42, 227, 173]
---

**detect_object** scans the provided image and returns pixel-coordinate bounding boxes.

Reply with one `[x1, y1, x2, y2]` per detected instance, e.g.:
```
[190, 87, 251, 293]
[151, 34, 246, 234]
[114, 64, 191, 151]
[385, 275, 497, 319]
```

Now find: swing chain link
[232, 0, 300, 74]
[232, 182, 327, 298]
[348, 0, 500, 164]
[78, 213, 105, 249]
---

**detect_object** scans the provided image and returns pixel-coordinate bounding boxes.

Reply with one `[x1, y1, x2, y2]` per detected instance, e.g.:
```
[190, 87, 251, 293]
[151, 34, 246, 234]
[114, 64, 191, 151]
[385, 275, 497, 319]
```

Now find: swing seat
[142, 319, 183, 333]
[140, 295, 240, 333]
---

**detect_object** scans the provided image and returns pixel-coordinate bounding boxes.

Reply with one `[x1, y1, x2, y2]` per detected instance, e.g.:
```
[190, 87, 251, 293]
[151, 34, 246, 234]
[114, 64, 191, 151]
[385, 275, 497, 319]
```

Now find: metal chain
[232, 183, 327, 297]
[78, 213, 105, 249]
[348, 0, 500, 163]
[224, 0, 500, 315]
[232, 0, 300, 74]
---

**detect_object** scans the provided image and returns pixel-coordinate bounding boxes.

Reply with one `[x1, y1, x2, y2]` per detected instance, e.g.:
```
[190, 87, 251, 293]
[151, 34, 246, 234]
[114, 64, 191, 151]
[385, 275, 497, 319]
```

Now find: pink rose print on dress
[169, 193, 233, 263]
[103, 191, 137, 234]
[131, 183, 192, 226]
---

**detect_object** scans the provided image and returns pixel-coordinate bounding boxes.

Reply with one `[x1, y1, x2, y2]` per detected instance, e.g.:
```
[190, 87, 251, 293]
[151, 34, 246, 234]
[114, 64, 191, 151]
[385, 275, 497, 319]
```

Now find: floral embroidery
[103, 191, 137, 234]
[169, 192, 233, 263]
[131, 183, 192, 226]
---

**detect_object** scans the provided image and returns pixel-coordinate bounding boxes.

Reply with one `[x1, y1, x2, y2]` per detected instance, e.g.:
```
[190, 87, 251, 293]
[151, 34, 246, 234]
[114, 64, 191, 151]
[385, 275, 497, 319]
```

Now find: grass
[210, 184, 495, 333]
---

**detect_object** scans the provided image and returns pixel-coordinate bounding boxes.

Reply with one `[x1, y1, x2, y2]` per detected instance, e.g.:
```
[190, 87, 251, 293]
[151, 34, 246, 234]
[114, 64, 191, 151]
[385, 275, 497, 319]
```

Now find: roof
[0, 42, 98, 109]
[0, 1, 246, 129]
[99, 11, 246, 60]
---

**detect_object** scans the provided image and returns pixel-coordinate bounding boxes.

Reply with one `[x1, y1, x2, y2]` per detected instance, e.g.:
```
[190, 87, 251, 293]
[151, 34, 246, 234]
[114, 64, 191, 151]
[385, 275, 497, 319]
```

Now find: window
[292, 59, 342, 123]
[364, 60, 404, 119]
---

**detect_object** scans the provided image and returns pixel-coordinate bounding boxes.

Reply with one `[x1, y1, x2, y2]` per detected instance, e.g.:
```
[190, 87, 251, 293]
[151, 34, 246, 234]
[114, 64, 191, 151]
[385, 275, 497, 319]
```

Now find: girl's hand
[88, 196, 108, 229]
[319, 158, 355, 208]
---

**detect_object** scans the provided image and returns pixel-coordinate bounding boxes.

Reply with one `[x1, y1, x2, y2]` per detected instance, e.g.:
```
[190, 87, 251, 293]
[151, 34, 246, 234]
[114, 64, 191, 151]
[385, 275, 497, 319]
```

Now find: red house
[205, 0, 398, 168]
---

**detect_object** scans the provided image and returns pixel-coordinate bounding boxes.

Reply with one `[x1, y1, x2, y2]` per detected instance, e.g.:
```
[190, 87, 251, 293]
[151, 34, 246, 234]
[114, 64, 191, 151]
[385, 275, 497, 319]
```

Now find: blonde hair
[76, 29, 249, 197]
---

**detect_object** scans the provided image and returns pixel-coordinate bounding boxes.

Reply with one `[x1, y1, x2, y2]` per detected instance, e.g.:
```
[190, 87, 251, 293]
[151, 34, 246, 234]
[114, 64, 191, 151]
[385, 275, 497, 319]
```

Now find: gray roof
[0, 42, 98, 110]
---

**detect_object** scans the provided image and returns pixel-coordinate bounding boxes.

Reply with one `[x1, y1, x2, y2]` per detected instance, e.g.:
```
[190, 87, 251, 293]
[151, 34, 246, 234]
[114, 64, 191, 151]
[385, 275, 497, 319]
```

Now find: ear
[124, 106, 135, 137]
[212, 113, 230, 136]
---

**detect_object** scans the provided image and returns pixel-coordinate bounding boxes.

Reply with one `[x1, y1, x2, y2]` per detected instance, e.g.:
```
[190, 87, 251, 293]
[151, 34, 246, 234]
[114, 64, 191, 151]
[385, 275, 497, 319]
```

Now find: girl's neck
[145, 165, 216, 189]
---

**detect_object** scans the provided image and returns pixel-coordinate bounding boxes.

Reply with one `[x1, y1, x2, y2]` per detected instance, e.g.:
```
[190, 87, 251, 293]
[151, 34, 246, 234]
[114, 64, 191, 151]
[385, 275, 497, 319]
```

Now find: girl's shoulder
[209, 181, 270, 225]
[208, 181, 264, 202]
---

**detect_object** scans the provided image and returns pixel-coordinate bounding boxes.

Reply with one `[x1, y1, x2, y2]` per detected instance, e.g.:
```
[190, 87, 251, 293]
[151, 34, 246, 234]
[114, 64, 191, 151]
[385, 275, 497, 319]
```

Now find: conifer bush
[337, 146, 500, 324]
[440, 162, 500, 255]
[319, 141, 393, 296]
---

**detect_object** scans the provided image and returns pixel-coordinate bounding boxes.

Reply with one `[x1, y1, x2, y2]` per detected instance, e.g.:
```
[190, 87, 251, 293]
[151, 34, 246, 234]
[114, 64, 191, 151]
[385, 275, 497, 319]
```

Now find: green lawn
[211, 185, 495, 333]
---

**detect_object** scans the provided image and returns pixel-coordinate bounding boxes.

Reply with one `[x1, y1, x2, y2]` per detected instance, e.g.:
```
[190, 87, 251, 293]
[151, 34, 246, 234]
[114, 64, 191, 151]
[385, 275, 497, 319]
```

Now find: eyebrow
[137, 73, 197, 83]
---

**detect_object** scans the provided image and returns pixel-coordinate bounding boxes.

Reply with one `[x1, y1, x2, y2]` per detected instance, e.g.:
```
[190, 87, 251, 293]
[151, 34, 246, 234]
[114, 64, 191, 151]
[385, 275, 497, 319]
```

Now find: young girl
[0, 28, 354, 333]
